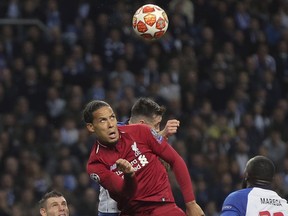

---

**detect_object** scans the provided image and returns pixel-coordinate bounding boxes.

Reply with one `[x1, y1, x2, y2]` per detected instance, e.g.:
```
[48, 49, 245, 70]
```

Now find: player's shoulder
[221, 188, 252, 215]
[118, 124, 153, 142]
[87, 140, 112, 163]
[224, 188, 253, 203]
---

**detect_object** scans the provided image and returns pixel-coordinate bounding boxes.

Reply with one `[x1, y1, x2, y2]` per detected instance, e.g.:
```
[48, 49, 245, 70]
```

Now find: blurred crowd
[0, 0, 288, 215]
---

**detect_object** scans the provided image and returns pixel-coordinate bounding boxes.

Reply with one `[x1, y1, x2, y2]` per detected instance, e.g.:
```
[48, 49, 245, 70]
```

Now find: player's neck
[248, 180, 272, 189]
[97, 140, 118, 148]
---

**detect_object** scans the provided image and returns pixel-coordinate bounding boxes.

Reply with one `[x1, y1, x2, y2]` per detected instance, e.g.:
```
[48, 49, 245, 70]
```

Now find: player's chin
[107, 136, 119, 145]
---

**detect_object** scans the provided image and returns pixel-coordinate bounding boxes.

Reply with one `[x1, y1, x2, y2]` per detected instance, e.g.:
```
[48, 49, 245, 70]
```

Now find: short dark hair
[39, 190, 64, 208]
[246, 155, 275, 185]
[82, 100, 110, 123]
[130, 98, 166, 120]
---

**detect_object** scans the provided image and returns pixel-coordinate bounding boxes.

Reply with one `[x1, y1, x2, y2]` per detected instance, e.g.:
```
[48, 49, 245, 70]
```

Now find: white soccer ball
[132, 4, 169, 40]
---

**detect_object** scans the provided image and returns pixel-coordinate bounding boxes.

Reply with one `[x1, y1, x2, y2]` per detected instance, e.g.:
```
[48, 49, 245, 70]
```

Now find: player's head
[129, 97, 166, 132]
[39, 190, 69, 216]
[242, 155, 275, 188]
[83, 100, 119, 146]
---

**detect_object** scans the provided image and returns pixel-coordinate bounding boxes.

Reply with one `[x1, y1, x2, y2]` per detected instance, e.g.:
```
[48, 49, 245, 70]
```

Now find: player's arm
[87, 159, 137, 202]
[161, 145, 204, 216]
[145, 128, 204, 216]
[158, 146, 204, 216]
[185, 201, 205, 216]
[220, 192, 244, 216]
[159, 119, 180, 138]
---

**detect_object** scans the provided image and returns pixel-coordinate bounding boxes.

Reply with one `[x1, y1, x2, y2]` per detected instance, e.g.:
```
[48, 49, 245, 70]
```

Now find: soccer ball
[132, 4, 169, 40]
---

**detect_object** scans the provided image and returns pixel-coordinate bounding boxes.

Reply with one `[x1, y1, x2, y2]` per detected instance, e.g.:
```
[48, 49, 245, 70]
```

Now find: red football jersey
[87, 124, 194, 212]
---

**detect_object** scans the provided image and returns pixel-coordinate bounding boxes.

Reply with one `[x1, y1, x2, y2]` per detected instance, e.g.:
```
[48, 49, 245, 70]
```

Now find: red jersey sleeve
[145, 128, 195, 203]
[87, 149, 137, 203]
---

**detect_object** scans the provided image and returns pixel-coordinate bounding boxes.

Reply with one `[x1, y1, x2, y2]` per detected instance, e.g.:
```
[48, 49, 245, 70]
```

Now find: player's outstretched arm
[155, 144, 204, 215]
[116, 158, 135, 177]
[185, 200, 205, 216]
[159, 119, 180, 138]
[109, 159, 137, 200]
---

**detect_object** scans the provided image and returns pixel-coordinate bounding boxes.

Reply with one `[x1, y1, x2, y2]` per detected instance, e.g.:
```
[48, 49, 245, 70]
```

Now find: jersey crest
[90, 173, 100, 183]
[131, 142, 141, 156]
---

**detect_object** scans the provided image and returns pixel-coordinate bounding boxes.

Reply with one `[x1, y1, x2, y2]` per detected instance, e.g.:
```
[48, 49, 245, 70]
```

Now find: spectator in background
[76, 187, 98, 216]
[140, 57, 161, 88]
[251, 44, 276, 82]
[0, 173, 17, 212]
[157, 72, 181, 103]
[269, 106, 288, 142]
[169, 0, 194, 25]
[16, 188, 37, 216]
[260, 129, 287, 169]
[265, 14, 285, 48]
[214, 172, 234, 211]
[206, 114, 235, 141]
[103, 28, 125, 67]
[1, 25, 18, 60]
[244, 17, 264, 52]
[0, 42, 8, 69]
[46, 86, 66, 123]
[0, 190, 10, 216]
[240, 113, 264, 155]
[22, 0, 43, 20]
[14, 96, 34, 127]
[234, 1, 251, 31]
[86, 77, 106, 101]
[59, 117, 79, 146]
[261, 71, 282, 112]
[85, 54, 108, 89]
[274, 40, 288, 97]
[204, 201, 219, 216]
[45, 0, 61, 30]
[108, 58, 135, 88]
[279, 0, 288, 28]
[252, 102, 270, 135]
[5, 0, 20, 19]
[206, 71, 233, 112]
[278, 158, 288, 199]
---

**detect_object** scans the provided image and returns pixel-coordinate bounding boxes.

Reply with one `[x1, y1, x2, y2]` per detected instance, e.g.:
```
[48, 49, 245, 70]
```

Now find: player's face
[145, 115, 162, 132]
[86, 106, 119, 145]
[40, 197, 69, 216]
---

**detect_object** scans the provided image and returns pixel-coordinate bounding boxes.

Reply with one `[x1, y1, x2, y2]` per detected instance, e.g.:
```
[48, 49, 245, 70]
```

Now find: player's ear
[139, 120, 145, 124]
[242, 176, 248, 188]
[242, 172, 249, 188]
[40, 208, 46, 216]
[86, 123, 95, 133]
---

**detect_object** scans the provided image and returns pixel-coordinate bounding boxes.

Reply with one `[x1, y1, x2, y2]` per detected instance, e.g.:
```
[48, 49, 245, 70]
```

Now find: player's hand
[116, 159, 135, 177]
[159, 119, 180, 138]
[185, 201, 205, 216]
